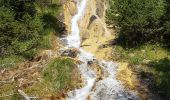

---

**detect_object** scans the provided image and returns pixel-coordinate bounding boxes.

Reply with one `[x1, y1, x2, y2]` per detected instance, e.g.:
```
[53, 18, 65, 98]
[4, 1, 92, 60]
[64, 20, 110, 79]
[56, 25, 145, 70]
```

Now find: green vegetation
[0, 0, 63, 69]
[24, 58, 77, 97]
[113, 44, 170, 99]
[43, 58, 75, 91]
[106, 0, 170, 47]
[0, 57, 77, 99]
[114, 44, 168, 65]
[107, 0, 170, 99]
[0, 82, 23, 100]
[0, 55, 24, 69]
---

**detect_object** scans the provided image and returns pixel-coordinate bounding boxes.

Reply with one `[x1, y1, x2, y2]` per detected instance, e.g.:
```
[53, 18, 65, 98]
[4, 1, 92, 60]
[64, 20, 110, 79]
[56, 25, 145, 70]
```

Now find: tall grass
[43, 58, 75, 91]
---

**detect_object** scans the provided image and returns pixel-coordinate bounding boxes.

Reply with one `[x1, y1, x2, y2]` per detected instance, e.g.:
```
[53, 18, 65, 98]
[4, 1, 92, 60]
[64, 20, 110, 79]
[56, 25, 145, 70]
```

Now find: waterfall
[65, 0, 138, 100]
[66, 0, 97, 99]
[67, 0, 87, 48]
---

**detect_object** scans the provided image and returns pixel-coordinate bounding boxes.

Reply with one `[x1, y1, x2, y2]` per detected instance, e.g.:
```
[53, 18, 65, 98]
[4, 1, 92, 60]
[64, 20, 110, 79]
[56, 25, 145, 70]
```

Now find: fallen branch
[18, 89, 30, 100]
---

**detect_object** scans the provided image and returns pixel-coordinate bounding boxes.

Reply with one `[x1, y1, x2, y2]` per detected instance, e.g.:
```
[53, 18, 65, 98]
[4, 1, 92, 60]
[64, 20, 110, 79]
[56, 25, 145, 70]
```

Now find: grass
[0, 57, 77, 99]
[149, 58, 170, 99]
[0, 82, 23, 100]
[113, 43, 170, 99]
[0, 55, 25, 69]
[23, 57, 77, 98]
[43, 58, 75, 91]
[114, 44, 169, 65]
[38, 29, 53, 49]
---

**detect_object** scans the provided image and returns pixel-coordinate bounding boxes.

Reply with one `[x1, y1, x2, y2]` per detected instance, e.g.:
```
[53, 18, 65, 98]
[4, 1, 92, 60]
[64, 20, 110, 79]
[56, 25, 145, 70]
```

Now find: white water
[67, 0, 87, 48]
[65, 0, 138, 100]
[66, 0, 96, 99]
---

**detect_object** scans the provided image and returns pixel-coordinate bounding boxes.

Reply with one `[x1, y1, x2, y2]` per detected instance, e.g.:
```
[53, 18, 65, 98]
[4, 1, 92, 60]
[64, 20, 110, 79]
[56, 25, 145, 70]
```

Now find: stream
[63, 0, 139, 100]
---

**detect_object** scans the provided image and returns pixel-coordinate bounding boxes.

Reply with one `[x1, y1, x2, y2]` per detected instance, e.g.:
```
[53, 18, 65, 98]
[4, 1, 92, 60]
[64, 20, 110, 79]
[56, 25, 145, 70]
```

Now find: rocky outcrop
[96, 0, 105, 18]
[60, 48, 80, 58]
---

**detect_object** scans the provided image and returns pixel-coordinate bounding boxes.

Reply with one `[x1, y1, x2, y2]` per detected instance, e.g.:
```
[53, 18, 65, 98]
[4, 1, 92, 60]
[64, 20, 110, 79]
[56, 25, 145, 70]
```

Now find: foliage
[0, 0, 42, 58]
[0, 0, 62, 68]
[106, 0, 166, 46]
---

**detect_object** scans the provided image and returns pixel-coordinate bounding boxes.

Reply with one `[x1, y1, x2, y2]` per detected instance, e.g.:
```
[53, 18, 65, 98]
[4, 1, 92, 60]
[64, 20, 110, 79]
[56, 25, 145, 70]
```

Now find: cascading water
[66, 0, 96, 99]
[67, 0, 87, 48]
[65, 0, 139, 100]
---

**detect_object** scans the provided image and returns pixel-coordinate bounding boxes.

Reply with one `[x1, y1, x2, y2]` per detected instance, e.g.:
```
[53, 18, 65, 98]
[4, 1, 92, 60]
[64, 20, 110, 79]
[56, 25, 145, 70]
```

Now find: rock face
[78, 0, 115, 60]
[63, 0, 77, 34]
[96, 0, 105, 18]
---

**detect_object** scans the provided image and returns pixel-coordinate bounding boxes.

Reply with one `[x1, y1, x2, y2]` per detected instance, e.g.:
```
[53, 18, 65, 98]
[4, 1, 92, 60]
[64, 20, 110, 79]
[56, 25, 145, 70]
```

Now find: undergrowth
[113, 43, 170, 99]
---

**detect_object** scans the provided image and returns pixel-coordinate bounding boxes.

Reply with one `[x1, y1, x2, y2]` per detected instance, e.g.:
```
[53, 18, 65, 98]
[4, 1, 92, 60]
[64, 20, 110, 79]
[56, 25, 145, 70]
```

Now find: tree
[106, 0, 166, 46]
[0, 0, 43, 59]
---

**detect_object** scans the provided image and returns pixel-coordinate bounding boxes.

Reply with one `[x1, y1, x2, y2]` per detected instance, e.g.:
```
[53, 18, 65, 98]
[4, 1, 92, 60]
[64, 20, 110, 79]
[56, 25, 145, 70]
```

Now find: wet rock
[87, 58, 97, 65]
[115, 91, 139, 100]
[60, 48, 80, 58]
[59, 38, 68, 46]
[87, 61, 93, 65]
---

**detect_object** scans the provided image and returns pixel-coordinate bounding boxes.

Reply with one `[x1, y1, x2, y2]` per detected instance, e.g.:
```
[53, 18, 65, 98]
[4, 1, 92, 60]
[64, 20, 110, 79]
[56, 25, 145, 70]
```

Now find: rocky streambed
[62, 0, 139, 100]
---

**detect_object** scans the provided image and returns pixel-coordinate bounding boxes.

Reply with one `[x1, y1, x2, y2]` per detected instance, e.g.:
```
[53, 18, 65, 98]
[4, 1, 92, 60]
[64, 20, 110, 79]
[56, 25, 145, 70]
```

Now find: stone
[60, 48, 80, 58]
[87, 61, 93, 65]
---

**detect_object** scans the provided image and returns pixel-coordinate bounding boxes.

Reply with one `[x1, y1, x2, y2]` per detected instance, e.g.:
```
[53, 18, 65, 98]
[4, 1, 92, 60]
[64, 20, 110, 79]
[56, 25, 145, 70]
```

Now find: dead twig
[18, 89, 30, 100]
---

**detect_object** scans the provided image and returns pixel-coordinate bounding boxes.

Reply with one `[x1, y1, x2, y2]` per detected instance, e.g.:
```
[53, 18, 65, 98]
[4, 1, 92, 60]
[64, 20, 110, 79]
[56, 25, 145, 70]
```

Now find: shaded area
[148, 58, 170, 100]
[87, 15, 97, 29]
[42, 13, 66, 37]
